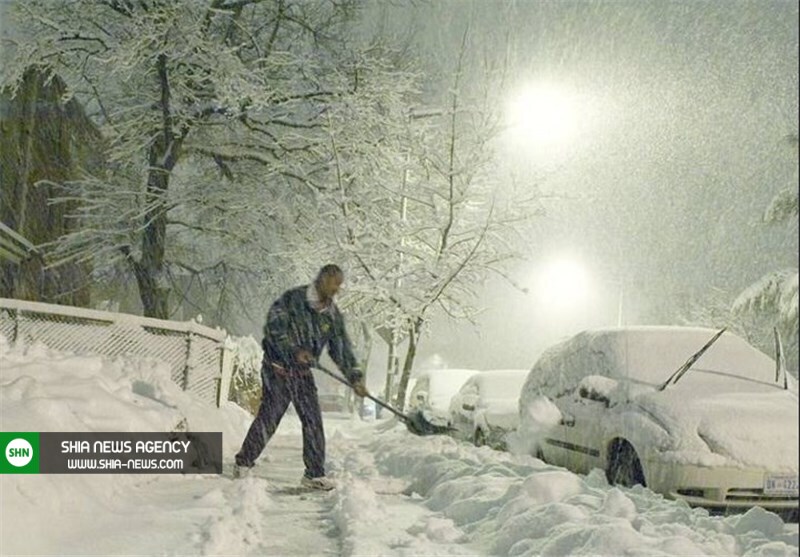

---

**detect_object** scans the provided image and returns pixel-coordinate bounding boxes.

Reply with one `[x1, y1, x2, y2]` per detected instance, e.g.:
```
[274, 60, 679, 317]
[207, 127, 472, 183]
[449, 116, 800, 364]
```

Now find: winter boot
[300, 475, 335, 491]
[232, 463, 252, 479]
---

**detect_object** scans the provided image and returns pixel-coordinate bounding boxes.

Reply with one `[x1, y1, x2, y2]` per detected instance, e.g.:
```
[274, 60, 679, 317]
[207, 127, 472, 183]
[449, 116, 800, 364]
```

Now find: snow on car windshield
[424, 369, 480, 411]
[526, 327, 780, 399]
[603, 327, 777, 386]
[474, 370, 528, 402]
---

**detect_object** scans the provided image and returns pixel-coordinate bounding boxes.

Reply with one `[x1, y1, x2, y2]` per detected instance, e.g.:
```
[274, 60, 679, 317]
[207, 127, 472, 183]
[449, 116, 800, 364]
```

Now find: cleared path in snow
[201, 436, 342, 556]
[198, 419, 479, 556]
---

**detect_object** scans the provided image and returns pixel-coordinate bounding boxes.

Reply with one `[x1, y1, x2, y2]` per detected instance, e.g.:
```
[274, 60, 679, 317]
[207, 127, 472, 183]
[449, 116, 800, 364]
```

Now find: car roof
[527, 326, 776, 392]
[416, 369, 480, 388]
[416, 368, 480, 378]
[414, 369, 481, 410]
[465, 369, 528, 399]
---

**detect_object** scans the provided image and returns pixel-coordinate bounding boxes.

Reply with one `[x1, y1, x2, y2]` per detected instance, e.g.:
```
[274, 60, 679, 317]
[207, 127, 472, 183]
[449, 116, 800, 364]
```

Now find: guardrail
[0, 298, 234, 407]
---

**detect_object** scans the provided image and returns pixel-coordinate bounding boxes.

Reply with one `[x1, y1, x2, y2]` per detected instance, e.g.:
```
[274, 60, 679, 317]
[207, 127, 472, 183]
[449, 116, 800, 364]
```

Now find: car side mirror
[579, 385, 610, 407]
[577, 375, 618, 407]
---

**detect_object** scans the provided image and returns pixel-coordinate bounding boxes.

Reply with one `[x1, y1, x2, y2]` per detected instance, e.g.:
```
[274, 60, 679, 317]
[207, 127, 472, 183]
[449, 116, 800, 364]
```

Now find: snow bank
[0, 335, 252, 555]
[369, 428, 799, 556]
[0, 336, 250, 449]
[1, 333, 796, 557]
[326, 427, 478, 556]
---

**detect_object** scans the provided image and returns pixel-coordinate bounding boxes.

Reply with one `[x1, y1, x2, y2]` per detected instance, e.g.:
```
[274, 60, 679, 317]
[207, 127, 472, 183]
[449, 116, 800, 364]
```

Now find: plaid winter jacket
[262, 285, 363, 384]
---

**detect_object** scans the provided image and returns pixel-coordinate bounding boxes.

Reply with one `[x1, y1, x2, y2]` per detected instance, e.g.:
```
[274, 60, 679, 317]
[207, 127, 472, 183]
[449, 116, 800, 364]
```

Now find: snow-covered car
[448, 369, 528, 449]
[359, 398, 377, 420]
[318, 392, 347, 412]
[518, 326, 799, 514]
[407, 368, 480, 427]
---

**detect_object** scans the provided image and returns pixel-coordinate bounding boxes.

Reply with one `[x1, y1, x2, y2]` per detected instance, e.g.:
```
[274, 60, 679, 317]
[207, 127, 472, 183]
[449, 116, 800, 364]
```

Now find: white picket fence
[0, 298, 234, 407]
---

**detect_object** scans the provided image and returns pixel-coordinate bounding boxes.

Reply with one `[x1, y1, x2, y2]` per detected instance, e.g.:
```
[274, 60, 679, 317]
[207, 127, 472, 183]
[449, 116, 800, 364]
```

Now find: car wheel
[473, 428, 486, 447]
[606, 440, 646, 488]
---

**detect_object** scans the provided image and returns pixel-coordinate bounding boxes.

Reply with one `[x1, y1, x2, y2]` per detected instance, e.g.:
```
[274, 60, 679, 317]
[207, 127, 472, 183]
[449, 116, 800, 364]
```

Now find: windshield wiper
[658, 327, 727, 391]
[774, 327, 789, 390]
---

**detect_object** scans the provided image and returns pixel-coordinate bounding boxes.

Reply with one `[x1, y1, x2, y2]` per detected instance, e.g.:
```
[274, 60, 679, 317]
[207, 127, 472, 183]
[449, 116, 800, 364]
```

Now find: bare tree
[315, 24, 543, 407]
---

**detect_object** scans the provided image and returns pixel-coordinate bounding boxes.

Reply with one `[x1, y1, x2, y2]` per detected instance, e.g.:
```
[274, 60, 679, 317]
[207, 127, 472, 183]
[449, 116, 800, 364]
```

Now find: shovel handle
[311, 363, 410, 423]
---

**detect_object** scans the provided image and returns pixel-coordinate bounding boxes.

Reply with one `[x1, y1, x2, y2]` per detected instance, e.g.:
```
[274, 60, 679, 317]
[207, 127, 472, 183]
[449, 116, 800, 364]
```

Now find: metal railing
[0, 298, 234, 407]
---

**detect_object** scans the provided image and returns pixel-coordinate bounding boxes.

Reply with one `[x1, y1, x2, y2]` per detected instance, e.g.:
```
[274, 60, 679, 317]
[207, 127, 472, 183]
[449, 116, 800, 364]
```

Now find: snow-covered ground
[1, 336, 797, 556]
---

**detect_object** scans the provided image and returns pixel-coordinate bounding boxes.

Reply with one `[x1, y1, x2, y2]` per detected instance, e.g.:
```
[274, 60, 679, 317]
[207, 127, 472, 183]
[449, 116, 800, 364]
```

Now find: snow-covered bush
[227, 335, 263, 415]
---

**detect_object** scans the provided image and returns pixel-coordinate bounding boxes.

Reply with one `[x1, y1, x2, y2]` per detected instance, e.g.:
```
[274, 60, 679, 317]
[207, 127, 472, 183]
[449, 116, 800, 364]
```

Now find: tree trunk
[394, 317, 422, 410]
[133, 133, 181, 319]
[130, 53, 179, 320]
[383, 328, 399, 401]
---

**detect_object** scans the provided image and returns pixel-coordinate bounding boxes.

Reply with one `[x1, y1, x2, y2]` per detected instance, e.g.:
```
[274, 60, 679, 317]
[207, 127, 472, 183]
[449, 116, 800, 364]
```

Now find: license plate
[764, 474, 799, 496]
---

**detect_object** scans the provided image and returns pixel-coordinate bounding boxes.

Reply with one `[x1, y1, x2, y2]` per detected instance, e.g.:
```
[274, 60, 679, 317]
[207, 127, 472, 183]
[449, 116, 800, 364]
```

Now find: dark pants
[235, 360, 326, 478]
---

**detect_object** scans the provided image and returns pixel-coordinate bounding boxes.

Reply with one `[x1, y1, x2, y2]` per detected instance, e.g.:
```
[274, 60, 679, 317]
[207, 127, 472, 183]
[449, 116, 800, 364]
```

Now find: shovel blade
[403, 410, 453, 436]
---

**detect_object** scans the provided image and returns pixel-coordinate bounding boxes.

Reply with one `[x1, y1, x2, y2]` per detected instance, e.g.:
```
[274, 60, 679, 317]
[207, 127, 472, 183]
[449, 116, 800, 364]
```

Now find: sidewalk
[202, 434, 341, 556]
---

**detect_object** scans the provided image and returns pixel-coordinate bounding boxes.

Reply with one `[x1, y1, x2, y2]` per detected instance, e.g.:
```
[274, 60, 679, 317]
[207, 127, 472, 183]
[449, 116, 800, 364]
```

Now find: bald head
[314, 264, 344, 304]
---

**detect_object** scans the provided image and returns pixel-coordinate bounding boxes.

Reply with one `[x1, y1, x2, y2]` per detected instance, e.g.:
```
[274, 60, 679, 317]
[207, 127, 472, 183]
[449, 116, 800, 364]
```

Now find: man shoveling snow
[233, 264, 368, 490]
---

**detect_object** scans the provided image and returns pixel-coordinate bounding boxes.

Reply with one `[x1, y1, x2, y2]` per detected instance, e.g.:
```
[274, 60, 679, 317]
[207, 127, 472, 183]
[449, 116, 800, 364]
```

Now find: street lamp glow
[507, 83, 578, 147]
[536, 258, 590, 309]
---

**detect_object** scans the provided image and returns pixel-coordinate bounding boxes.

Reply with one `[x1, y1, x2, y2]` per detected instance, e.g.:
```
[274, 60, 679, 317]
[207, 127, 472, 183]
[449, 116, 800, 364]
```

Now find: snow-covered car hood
[635, 386, 799, 473]
[478, 399, 519, 431]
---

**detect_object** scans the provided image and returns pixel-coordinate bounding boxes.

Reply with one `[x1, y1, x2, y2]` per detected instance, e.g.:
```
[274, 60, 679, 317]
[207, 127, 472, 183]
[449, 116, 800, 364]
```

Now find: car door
[564, 392, 607, 474]
[539, 390, 582, 467]
[540, 386, 605, 473]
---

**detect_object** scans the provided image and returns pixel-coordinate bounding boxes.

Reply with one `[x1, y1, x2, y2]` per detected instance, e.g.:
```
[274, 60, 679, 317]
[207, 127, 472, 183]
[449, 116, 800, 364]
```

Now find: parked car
[359, 398, 377, 420]
[318, 392, 347, 412]
[448, 369, 528, 449]
[407, 368, 480, 427]
[518, 326, 799, 514]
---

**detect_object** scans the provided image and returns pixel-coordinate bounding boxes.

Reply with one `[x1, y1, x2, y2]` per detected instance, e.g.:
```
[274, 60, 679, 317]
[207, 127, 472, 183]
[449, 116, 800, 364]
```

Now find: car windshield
[608, 327, 776, 388]
[474, 370, 528, 402]
[425, 369, 480, 411]
[658, 327, 727, 390]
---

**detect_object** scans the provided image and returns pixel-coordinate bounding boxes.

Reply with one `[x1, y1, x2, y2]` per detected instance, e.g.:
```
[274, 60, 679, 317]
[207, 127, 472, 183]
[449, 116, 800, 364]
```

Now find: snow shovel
[312, 363, 451, 436]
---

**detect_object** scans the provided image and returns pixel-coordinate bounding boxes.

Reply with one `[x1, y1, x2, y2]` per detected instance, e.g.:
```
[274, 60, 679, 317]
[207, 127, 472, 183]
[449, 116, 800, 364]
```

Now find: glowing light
[536, 258, 591, 309]
[507, 83, 578, 147]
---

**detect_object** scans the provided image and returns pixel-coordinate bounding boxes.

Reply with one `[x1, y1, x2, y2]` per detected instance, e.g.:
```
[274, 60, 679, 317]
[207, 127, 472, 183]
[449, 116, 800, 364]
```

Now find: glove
[352, 379, 369, 398]
[294, 348, 314, 366]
